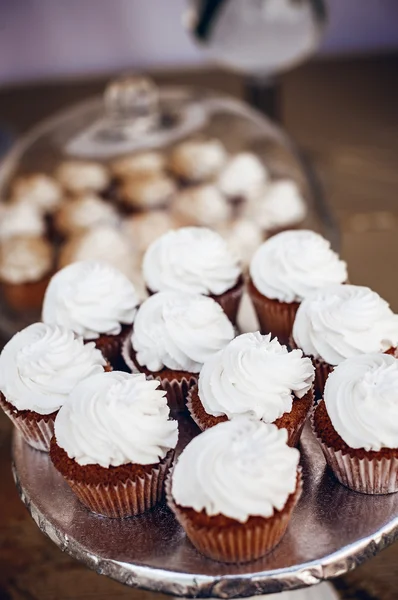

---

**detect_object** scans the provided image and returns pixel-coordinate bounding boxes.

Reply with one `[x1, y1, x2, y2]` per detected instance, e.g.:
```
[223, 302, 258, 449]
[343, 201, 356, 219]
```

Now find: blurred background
[0, 0, 398, 84]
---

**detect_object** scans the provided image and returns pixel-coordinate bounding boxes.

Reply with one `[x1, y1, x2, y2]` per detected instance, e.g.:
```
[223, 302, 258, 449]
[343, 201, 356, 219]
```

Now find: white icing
[172, 185, 231, 227]
[217, 218, 264, 266]
[169, 139, 227, 182]
[132, 291, 235, 373]
[0, 236, 52, 284]
[55, 161, 110, 193]
[217, 152, 268, 198]
[111, 151, 165, 178]
[0, 201, 46, 240]
[59, 225, 138, 281]
[250, 230, 347, 303]
[143, 227, 241, 296]
[0, 323, 105, 415]
[55, 193, 119, 235]
[122, 211, 177, 254]
[11, 174, 62, 213]
[121, 174, 176, 209]
[171, 417, 299, 522]
[324, 353, 398, 451]
[253, 180, 307, 230]
[42, 260, 139, 339]
[293, 284, 398, 366]
[199, 332, 314, 421]
[54, 371, 178, 466]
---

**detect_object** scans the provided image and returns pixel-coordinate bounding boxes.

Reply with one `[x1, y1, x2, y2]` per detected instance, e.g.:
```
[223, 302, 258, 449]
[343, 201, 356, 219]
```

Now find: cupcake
[188, 332, 314, 447]
[42, 260, 139, 369]
[292, 284, 398, 396]
[168, 417, 301, 563]
[0, 235, 53, 312]
[217, 152, 268, 206]
[312, 353, 398, 494]
[111, 151, 166, 179]
[169, 139, 227, 184]
[11, 173, 63, 214]
[123, 291, 235, 411]
[51, 371, 178, 517]
[249, 179, 308, 235]
[143, 227, 243, 325]
[0, 201, 46, 241]
[248, 230, 348, 346]
[54, 193, 119, 238]
[0, 323, 106, 451]
[172, 185, 231, 227]
[216, 218, 264, 267]
[122, 210, 181, 255]
[119, 173, 176, 212]
[58, 225, 138, 282]
[55, 160, 110, 194]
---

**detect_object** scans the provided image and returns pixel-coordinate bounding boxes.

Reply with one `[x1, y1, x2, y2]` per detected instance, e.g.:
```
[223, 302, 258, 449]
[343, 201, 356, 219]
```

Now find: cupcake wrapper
[0, 396, 54, 452]
[166, 471, 302, 563]
[249, 287, 299, 347]
[187, 385, 313, 447]
[65, 451, 174, 518]
[212, 281, 244, 327]
[122, 337, 197, 412]
[310, 412, 398, 495]
[289, 336, 333, 399]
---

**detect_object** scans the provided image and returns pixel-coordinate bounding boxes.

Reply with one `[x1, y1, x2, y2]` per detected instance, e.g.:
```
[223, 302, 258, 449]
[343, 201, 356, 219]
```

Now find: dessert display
[123, 290, 235, 410]
[187, 332, 314, 447]
[50, 371, 178, 517]
[312, 353, 398, 494]
[0, 322, 106, 451]
[0, 235, 53, 312]
[248, 230, 348, 345]
[143, 227, 243, 324]
[168, 418, 301, 563]
[42, 261, 139, 369]
[292, 284, 398, 396]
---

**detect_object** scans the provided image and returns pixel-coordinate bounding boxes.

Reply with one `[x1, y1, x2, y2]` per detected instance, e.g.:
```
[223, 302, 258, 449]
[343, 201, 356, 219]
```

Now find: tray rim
[11, 430, 398, 598]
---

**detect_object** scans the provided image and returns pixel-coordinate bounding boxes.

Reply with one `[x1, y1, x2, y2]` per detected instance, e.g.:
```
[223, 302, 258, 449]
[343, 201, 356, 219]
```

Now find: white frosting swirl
[55, 161, 110, 193]
[143, 227, 241, 296]
[199, 332, 314, 421]
[132, 291, 235, 373]
[55, 371, 178, 466]
[0, 323, 106, 415]
[42, 261, 139, 339]
[0, 201, 45, 240]
[293, 284, 398, 366]
[217, 152, 268, 198]
[324, 353, 398, 451]
[169, 139, 227, 182]
[250, 230, 348, 302]
[172, 418, 299, 522]
[254, 180, 308, 230]
[216, 219, 264, 266]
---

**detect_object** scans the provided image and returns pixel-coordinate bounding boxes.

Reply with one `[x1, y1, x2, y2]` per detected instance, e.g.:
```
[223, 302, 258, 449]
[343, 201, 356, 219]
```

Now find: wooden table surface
[1, 55, 398, 599]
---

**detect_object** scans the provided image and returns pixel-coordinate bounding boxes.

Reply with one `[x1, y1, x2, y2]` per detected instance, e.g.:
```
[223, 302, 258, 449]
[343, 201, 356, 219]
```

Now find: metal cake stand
[12, 416, 398, 599]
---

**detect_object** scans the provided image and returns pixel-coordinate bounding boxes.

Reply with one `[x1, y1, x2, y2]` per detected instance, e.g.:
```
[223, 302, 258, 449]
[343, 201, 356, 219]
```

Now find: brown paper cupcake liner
[64, 451, 174, 518]
[289, 336, 333, 399]
[1, 274, 52, 313]
[247, 279, 299, 347]
[187, 385, 313, 448]
[210, 276, 244, 326]
[122, 336, 197, 412]
[311, 412, 398, 495]
[166, 471, 302, 563]
[0, 395, 55, 452]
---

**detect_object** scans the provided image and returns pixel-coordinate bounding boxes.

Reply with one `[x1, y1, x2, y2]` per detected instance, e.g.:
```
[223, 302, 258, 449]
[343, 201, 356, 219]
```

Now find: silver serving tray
[12, 416, 398, 599]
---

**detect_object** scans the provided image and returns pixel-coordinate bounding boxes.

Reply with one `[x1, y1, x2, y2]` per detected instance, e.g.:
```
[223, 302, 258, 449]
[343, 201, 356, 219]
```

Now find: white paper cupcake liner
[0, 396, 54, 452]
[64, 451, 174, 518]
[311, 410, 398, 495]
